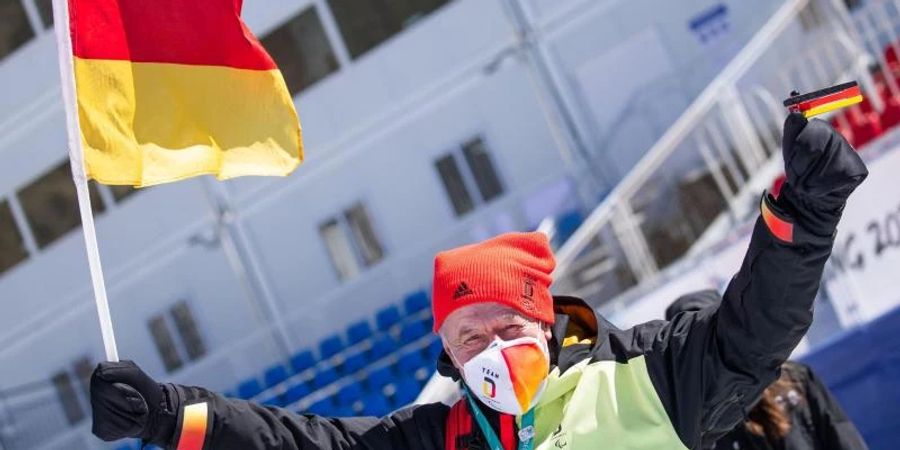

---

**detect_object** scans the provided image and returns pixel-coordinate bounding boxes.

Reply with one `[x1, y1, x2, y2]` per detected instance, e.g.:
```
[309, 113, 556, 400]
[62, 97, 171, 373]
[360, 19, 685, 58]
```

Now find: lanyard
[463, 389, 536, 450]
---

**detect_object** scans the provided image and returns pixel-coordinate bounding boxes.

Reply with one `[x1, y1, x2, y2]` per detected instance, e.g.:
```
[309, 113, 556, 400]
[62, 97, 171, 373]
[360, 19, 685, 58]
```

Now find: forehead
[441, 303, 528, 335]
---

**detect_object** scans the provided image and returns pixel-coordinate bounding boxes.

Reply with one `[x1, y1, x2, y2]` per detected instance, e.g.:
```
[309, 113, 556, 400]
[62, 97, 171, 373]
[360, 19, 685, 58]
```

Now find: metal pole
[202, 179, 293, 358]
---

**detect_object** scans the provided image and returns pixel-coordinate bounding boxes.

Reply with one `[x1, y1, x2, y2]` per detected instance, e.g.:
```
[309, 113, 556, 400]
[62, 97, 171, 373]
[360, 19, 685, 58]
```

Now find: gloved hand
[90, 360, 176, 444]
[777, 113, 868, 237]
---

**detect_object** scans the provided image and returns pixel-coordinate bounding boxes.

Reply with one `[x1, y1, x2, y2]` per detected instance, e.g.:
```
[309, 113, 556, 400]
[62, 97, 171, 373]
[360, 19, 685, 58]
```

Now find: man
[665, 292, 869, 450]
[90, 113, 867, 449]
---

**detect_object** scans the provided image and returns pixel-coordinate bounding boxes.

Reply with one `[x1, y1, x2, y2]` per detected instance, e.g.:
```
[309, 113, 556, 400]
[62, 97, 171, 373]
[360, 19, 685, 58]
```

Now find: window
[435, 137, 504, 217]
[72, 356, 94, 399]
[18, 161, 105, 249]
[435, 155, 474, 216]
[51, 371, 84, 425]
[344, 203, 384, 266]
[109, 184, 138, 203]
[0, 199, 27, 274]
[171, 301, 206, 360]
[462, 138, 503, 202]
[35, 0, 53, 28]
[320, 202, 385, 281]
[327, 0, 450, 59]
[0, 0, 35, 61]
[262, 7, 338, 95]
[149, 314, 183, 372]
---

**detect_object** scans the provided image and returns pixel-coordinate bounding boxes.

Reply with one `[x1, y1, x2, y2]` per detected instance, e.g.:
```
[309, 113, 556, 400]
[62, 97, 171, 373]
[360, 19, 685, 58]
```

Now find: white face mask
[457, 336, 550, 415]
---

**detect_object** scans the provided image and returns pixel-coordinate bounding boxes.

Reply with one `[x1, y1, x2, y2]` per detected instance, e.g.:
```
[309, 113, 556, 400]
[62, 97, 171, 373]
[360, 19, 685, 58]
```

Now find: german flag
[783, 81, 863, 119]
[68, 0, 303, 187]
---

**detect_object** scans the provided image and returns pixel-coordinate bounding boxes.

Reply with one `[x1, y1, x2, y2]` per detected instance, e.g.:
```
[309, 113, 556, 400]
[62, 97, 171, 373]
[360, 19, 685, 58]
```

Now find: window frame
[434, 135, 505, 218]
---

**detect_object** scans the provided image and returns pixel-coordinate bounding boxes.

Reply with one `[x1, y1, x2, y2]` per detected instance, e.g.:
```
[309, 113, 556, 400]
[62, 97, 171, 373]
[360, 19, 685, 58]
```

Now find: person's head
[430, 232, 556, 414]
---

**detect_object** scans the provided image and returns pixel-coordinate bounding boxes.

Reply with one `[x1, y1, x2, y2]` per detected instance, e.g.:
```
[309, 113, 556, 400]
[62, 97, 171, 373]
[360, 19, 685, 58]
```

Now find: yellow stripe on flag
[802, 95, 864, 118]
[74, 58, 303, 186]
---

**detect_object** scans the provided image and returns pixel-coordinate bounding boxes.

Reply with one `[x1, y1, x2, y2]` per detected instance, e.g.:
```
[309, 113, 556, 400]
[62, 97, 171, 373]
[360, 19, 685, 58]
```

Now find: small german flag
[783, 81, 863, 118]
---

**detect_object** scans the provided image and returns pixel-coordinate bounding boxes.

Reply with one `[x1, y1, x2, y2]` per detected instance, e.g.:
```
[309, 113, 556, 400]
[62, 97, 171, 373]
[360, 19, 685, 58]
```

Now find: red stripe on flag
[795, 85, 861, 112]
[69, 0, 276, 70]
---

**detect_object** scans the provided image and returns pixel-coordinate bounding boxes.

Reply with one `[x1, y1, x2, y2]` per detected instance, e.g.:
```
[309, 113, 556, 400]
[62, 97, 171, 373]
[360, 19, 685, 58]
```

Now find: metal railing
[552, 0, 879, 308]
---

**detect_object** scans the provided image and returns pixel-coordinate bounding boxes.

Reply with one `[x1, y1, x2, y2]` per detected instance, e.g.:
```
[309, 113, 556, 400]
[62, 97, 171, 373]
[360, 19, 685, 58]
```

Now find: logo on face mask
[482, 377, 496, 398]
[460, 336, 550, 415]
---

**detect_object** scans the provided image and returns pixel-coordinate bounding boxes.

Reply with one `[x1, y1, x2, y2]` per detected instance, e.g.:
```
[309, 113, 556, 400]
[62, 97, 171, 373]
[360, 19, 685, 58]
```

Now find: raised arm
[638, 113, 868, 449]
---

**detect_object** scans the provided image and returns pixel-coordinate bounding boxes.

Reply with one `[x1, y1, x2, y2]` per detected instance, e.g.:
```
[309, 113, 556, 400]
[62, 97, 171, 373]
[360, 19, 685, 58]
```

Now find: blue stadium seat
[366, 366, 393, 391]
[290, 350, 316, 373]
[334, 405, 356, 417]
[397, 349, 428, 373]
[426, 336, 443, 360]
[375, 305, 402, 331]
[336, 382, 364, 406]
[346, 320, 374, 344]
[312, 367, 339, 389]
[283, 381, 311, 404]
[370, 335, 397, 358]
[264, 364, 290, 388]
[237, 378, 264, 399]
[319, 334, 345, 359]
[391, 376, 421, 407]
[343, 351, 367, 374]
[403, 290, 430, 314]
[399, 320, 429, 342]
[361, 392, 392, 416]
[306, 398, 335, 416]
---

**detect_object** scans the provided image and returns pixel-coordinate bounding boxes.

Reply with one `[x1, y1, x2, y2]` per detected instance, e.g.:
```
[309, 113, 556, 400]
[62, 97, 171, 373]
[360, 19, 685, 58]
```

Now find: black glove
[90, 360, 176, 445]
[777, 113, 868, 237]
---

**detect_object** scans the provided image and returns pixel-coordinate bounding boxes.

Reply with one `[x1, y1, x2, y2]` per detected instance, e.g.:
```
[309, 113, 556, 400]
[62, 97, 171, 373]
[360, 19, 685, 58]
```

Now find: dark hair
[744, 366, 805, 441]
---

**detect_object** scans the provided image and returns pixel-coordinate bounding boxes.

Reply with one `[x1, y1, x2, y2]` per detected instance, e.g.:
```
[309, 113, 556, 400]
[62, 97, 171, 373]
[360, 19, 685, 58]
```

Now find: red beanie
[431, 232, 556, 332]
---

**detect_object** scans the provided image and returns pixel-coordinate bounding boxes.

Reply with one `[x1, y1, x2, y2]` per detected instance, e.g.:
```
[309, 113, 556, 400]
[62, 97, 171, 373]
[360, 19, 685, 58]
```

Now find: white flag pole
[51, 0, 119, 362]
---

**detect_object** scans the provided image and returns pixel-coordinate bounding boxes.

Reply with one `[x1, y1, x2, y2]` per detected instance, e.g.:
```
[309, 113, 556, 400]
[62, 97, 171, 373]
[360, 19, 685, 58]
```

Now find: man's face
[439, 303, 551, 368]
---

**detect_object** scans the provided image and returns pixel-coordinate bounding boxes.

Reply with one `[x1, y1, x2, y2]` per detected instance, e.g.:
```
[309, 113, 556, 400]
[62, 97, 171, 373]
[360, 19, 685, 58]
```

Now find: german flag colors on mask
[68, 0, 303, 186]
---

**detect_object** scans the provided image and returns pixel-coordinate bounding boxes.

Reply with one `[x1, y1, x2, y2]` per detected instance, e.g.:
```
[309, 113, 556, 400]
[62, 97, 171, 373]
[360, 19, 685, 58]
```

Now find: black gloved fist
[778, 113, 868, 237]
[90, 360, 176, 444]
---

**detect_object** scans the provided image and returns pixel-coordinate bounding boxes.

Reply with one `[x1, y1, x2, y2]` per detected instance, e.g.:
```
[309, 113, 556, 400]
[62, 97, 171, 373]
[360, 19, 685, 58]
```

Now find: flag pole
[51, 0, 119, 362]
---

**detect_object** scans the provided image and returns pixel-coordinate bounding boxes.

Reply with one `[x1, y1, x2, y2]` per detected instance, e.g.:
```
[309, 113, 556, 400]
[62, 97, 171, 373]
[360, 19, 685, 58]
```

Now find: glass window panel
[72, 356, 93, 400]
[344, 203, 384, 266]
[18, 161, 105, 249]
[109, 185, 139, 203]
[170, 301, 206, 361]
[435, 154, 474, 216]
[462, 137, 503, 202]
[149, 315, 183, 372]
[0, 0, 35, 61]
[0, 199, 28, 274]
[262, 7, 338, 95]
[51, 371, 84, 425]
[327, 0, 450, 58]
[35, 0, 53, 28]
[319, 218, 360, 281]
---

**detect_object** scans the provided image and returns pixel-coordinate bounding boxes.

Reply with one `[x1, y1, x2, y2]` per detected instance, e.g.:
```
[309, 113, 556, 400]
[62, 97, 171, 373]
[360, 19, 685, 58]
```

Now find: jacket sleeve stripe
[176, 402, 209, 450]
[761, 194, 794, 243]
